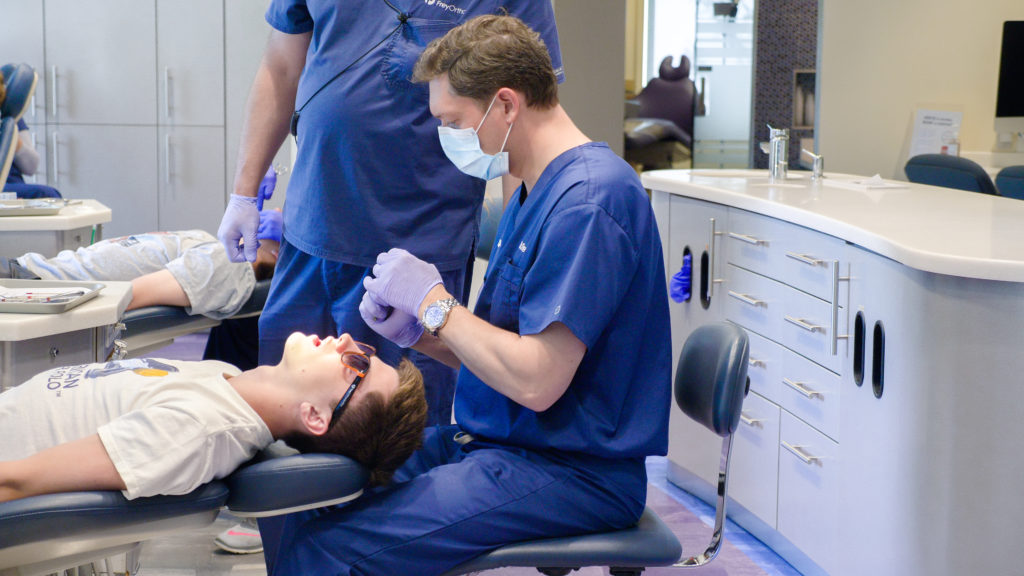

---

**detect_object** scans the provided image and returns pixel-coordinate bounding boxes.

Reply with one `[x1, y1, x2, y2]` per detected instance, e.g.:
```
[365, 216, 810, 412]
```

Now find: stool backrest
[675, 322, 750, 437]
[995, 165, 1024, 200]
[904, 153, 998, 195]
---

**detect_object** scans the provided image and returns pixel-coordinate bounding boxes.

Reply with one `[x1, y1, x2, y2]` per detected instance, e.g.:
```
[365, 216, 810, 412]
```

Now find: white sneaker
[214, 518, 263, 554]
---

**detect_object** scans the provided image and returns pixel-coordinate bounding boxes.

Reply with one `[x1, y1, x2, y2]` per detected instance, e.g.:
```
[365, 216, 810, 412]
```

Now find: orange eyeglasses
[332, 341, 377, 421]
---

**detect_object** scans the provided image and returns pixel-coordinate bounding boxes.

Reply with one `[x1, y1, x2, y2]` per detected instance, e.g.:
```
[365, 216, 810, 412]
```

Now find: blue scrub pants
[258, 239, 471, 426]
[3, 182, 62, 199]
[258, 425, 648, 576]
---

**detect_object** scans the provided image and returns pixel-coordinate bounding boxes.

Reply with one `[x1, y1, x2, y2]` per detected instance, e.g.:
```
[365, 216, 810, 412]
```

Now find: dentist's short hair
[413, 14, 558, 110]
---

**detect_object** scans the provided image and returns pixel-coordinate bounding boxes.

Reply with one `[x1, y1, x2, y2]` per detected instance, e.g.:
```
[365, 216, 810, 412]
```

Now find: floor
[131, 332, 802, 576]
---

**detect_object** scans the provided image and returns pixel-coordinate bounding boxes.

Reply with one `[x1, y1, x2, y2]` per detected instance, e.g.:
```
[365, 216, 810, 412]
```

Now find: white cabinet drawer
[778, 412, 839, 576]
[745, 329, 783, 402]
[777, 226, 846, 302]
[779, 285, 842, 374]
[731, 391, 780, 528]
[724, 265, 781, 341]
[726, 208, 785, 277]
[780, 349, 840, 441]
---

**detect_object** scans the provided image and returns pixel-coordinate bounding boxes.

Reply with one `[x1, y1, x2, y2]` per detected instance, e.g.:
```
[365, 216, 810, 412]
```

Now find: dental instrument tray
[0, 279, 104, 314]
[0, 198, 64, 216]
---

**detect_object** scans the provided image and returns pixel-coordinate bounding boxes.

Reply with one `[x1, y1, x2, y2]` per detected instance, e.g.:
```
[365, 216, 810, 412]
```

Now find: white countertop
[0, 199, 112, 232]
[642, 169, 1024, 282]
[0, 280, 132, 341]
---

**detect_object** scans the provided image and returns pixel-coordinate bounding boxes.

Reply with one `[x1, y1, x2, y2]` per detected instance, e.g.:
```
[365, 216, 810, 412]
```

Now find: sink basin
[689, 169, 805, 180]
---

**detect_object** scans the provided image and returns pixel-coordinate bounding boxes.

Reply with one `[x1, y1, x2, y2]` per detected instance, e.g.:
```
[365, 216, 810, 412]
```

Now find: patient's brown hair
[285, 358, 428, 486]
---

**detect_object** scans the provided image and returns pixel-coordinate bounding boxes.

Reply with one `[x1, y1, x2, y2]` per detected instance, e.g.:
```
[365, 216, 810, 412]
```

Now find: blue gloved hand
[362, 248, 443, 318]
[359, 291, 424, 348]
[217, 194, 260, 262]
[257, 209, 283, 242]
[257, 167, 277, 211]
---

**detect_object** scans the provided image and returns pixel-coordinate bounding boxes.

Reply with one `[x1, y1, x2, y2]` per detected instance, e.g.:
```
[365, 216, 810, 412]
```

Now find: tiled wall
[751, 0, 818, 169]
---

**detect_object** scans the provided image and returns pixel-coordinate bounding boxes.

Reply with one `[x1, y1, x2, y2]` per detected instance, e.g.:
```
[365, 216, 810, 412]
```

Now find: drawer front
[745, 328, 783, 402]
[731, 391, 780, 528]
[777, 225, 846, 302]
[778, 412, 839, 576]
[780, 348, 840, 441]
[779, 285, 842, 373]
[726, 209, 784, 277]
[724, 265, 781, 342]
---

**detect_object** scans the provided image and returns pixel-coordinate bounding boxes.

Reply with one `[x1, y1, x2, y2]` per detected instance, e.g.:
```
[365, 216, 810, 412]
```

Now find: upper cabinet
[157, 0, 225, 127]
[43, 0, 158, 126]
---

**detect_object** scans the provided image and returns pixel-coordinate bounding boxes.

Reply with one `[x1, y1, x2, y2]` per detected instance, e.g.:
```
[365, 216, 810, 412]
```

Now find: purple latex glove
[362, 248, 443, 318]
[217, 194, 260, 262]
[256, 167, 277, 211]
[257, 209, 283, 242]
[359, 291, 424, 348]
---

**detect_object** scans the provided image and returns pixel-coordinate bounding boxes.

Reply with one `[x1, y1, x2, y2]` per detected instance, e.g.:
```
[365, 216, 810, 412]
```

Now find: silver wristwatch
[421, 297, 461, 336]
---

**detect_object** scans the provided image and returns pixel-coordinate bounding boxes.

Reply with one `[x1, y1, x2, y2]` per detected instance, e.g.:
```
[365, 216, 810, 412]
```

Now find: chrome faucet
[766, 125, 789, 182]
[801, 149, 824, 181]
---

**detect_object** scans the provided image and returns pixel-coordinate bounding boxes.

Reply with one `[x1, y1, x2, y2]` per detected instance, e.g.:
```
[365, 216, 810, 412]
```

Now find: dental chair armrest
[225, 442, 369, 518]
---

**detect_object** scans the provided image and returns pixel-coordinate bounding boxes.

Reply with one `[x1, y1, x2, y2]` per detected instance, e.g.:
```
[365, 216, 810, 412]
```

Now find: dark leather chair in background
[904, 153, 998, 195]
[995, 165, 1024, 200]
[625, 55, 697, 170]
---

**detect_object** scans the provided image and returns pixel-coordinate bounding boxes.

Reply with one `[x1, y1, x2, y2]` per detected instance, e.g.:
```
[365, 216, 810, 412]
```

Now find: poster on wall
[908, 109, 962, 158]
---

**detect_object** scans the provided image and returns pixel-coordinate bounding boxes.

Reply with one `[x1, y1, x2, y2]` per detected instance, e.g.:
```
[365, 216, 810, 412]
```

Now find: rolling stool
[442, 321, 750, 576]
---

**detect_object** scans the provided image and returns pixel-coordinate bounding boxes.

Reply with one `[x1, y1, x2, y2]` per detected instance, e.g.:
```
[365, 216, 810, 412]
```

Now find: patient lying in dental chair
[0, 333, 427, 504]
[0, 209, 281, 319]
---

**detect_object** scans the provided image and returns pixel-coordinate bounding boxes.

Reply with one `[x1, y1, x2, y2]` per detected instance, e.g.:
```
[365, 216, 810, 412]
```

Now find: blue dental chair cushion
[0, 117, 15, 185]
[995, 165, 1024, 200]
[225, 442, 369, 517]
[0, 63, 37, 121]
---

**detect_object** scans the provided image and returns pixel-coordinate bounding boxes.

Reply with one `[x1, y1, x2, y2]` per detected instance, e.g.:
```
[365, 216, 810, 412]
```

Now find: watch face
[424, 305, 445, 329]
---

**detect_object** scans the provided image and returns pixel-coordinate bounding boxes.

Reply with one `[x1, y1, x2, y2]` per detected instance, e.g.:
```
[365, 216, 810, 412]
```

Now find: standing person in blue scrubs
[256, 15, 672, 575]
[214, 0, 563, 554]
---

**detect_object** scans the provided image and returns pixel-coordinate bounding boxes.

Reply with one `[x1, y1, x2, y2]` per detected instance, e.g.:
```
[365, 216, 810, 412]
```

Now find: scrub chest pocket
[381, 20, 456, 92]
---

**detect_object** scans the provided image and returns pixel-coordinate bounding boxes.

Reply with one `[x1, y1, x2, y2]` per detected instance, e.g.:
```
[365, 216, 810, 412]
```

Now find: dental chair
[0, 63, 37, 188]
[119, 278, 273, 358]
[0, 322, 749, 576]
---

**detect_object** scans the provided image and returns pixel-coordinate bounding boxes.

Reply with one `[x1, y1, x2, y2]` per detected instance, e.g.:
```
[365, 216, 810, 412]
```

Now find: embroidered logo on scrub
[424, 0, 467, 15]
[519, 242, 527, 253]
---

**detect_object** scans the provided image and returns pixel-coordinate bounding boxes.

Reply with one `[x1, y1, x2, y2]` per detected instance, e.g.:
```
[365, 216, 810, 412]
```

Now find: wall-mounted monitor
[995, 21, 1024, 134]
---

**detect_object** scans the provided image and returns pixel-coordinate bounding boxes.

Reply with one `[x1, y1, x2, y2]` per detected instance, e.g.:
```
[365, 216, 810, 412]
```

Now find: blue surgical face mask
[437, 94, 513, 180]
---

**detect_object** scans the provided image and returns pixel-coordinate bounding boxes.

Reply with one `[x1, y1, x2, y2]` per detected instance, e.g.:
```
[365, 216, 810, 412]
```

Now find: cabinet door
[44, 0, 157, 125]
[158, 126, 226, 234]
[666, 195, 728, 348]
[49, 124, 158, 237]
[730, 391, 780, 528]
[158, 0, 225, 126]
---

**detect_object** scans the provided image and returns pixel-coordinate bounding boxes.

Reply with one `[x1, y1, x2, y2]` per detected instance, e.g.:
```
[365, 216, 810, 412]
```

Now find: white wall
[554, 0, 627, 156]
[818, 0, 1024, 177]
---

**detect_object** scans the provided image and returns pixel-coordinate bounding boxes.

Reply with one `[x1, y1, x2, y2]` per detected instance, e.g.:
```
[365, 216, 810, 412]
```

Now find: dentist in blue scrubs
[256, 15, 672, 575]
[216, 0, 563, 430]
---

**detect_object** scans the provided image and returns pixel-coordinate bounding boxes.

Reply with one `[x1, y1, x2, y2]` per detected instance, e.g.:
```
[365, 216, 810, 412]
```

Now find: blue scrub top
[266, 0, 564, 270]
[455, 143, 672, 460]
[5, 118, 28, 183]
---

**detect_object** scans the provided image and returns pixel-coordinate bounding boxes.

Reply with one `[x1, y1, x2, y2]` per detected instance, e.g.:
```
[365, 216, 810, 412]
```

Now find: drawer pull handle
[781, 441, 821, 465]
[784, 315, 824, 333]
[831, 260, 850, 355]
[786, 251, 825, 266]
[728, 290, 765, 307]
[740, 412, 763, 428]
[783, 377, 824, 399]
[748, 357, 766, 368]
[707, 218, 724, 299]
[728, 232, 767, 246]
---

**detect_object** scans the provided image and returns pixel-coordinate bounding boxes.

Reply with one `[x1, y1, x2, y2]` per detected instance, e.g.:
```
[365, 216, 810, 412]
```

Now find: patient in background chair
[0, 209, 281, 319]
[0, 333, 428, 504]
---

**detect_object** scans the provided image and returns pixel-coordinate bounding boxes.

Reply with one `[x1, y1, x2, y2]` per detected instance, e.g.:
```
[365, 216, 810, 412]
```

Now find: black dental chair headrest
[1, 63, 37, 121]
